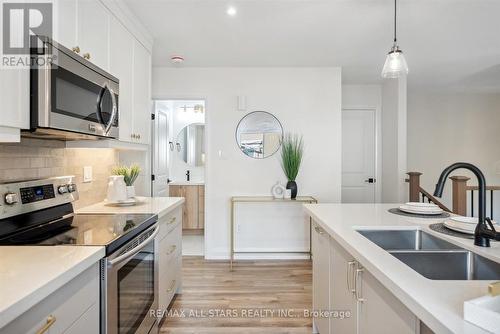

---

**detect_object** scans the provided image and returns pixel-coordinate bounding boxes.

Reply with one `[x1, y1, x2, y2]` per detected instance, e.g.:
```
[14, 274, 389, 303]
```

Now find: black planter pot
[286, 180, 298, 199]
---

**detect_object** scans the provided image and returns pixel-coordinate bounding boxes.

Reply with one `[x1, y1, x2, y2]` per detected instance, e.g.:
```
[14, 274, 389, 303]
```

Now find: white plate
[405, 202, 439, 208]
[399, 205, 444, 215]
[104, 198, 138, 207]
[444, 220, 475, 234]
[450, 216, 497, 225]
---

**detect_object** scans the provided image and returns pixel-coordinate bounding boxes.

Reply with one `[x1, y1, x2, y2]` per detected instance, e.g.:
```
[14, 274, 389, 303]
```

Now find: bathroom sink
[357, 229, 500, 280]
[357, 229, 462, 250]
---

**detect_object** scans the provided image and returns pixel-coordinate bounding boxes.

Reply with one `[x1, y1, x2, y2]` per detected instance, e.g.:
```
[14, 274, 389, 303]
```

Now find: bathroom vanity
[169, 183, 205, 233]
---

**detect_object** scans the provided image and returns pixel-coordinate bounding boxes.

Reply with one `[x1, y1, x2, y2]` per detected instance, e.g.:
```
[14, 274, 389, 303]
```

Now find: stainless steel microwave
[27, 38, 119, 140]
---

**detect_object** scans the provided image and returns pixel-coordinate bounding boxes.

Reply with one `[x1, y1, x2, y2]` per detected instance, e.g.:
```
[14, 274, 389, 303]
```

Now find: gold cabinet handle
[72, 46, 80, 53]
[347, 261, 356, 294]
[36, 315, 56, 334]
[166, 245, 177, 255]
[355, 268, 365, 303]
[83, 53, 90, 59]
[167, 280, 176, 293]
[167, 217, 177, 225]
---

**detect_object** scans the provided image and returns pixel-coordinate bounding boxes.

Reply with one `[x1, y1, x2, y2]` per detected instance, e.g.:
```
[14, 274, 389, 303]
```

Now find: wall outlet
[83, 166, 93, 183]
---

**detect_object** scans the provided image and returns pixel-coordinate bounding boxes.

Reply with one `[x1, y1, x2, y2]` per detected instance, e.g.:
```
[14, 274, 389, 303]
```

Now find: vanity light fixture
[381, 0, 409, 78]
[226, 6, 237, 16]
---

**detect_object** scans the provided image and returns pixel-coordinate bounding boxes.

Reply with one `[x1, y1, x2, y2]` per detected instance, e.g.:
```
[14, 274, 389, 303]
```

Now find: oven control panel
[0, 176, 79, 220]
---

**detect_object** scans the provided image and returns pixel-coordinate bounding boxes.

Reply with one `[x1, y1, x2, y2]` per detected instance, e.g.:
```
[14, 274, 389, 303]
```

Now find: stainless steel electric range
[0, 176, 159, 334]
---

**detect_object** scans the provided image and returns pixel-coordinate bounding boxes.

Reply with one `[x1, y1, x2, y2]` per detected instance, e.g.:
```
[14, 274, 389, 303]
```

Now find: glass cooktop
[0, 213, 157, 255]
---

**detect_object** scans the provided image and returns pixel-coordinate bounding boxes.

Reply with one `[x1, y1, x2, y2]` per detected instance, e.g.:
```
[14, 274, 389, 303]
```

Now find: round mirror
[236, 111, 283, 159]
[176, 123, 205, 166]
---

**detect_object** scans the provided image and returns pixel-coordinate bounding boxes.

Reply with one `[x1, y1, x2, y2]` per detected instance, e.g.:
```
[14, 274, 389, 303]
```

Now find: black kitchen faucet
[434, 162, 500, 247]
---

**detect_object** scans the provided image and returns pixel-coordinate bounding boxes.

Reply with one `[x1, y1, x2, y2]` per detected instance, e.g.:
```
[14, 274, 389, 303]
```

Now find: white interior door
[152, 104, 170, 197]
[342, 109, 376, 203]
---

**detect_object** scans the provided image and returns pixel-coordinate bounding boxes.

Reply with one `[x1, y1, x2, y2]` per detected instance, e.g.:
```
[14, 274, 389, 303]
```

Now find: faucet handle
[483, 218, 500, 241]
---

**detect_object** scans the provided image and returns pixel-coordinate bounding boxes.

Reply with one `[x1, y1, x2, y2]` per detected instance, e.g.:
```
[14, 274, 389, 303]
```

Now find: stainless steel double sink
[357, 229, 500, 280]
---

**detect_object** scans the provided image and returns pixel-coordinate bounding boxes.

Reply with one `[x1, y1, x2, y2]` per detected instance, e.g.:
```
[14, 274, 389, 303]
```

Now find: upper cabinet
[77, 0, 110, 70]
[0, 0, 153, 144]
[132, 40, 152, 145]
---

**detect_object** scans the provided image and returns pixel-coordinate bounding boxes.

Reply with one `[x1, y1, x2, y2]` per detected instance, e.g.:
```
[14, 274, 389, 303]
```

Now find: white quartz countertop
[169, 181, 204, 186]
[77, 196, 185, 218]
[304, 203, 500, 334]
[0, 246, 104, 329]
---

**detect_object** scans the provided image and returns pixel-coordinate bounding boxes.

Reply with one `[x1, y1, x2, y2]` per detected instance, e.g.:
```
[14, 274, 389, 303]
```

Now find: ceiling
[124, 0, 500, 91]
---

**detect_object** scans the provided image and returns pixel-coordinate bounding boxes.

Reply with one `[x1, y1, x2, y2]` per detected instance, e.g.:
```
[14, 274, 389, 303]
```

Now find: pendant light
[381, 0, 408, 78]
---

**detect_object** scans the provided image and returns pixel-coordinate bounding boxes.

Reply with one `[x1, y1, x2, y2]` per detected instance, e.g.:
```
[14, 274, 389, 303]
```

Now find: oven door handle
[108, 224, 159, 267]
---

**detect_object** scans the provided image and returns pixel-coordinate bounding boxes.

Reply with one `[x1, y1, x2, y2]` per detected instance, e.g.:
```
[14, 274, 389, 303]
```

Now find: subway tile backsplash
[0, 138, 118, 209]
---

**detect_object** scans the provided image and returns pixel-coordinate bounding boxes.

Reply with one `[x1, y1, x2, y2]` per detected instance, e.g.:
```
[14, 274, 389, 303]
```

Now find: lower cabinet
[313, 220, 419, 334]
[312, 222, 330, 334]
[157, 207, 183, 315]
[169, 185, 205, 231]
[0, 263, 99, 334]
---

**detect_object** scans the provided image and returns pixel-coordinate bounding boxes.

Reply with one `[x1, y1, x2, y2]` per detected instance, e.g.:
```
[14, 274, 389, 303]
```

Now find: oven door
[104, 224, 159, 334]
[33, 42, 119, 138]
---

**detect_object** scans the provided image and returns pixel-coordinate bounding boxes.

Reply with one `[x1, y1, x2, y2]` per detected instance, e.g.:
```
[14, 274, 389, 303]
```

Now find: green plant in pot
[280, 133, 303, 199]
[112, 164, 141, 199]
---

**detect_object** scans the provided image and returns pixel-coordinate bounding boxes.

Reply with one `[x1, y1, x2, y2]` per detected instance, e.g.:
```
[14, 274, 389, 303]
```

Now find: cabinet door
[54, 0, 77, 49]
[312, 222, 330, 334]
[0, 68, 29, 130]
[77, 0, 109, 70]
[330, 238, 357, 334]
[132, 40, 151, 144]
[109, 15, 134, 142]
[357, 268, 417, 334]
[198, 185, 205, 229]
[183, 186, 199, 229]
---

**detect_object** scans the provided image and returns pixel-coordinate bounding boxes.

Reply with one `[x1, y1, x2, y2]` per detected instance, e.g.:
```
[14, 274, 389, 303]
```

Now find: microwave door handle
[105, 86, 118, 134]
[96, 85, 106, 127]
[108, 224, 159, 267]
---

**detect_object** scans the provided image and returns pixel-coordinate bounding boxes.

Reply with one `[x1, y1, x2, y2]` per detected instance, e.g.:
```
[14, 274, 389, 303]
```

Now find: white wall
[408, 91, 500, 217]
[342, 85, 382, 202]
[381, 77, 407, 203]
[153, 67, 342, 259]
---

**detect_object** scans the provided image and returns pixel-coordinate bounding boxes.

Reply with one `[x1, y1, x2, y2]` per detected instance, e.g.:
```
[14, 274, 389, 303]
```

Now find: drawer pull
[314, 226, 324, 235]
[72, 46, 80, 54]
[167, 217, 177, 225]
[166, 245, 177, 255]
[83, 52, 91, 60]
[167, 280, 176, 293]
[36, 315, 56, 334]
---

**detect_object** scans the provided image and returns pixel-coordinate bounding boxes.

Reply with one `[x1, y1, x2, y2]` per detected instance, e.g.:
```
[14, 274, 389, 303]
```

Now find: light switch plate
[83, 166, 92, 183]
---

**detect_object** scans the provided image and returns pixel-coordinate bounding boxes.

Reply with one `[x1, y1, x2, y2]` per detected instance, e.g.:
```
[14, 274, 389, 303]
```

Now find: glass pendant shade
[381, 48, 408, 78]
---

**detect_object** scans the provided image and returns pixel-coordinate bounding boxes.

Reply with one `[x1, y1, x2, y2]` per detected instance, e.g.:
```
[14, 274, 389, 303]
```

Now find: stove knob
[58, 185, 68, 194]
[4, 192, 19, 205]
[67, 184, 77, 193]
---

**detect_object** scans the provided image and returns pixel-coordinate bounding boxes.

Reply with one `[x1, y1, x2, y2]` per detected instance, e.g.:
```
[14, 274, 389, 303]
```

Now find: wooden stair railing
[406, 172, 499, 218]
[405, 172, 452, 212]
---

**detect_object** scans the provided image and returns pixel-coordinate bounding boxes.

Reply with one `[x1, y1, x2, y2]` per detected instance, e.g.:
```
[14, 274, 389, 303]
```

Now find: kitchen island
[304, 203, 500, 334]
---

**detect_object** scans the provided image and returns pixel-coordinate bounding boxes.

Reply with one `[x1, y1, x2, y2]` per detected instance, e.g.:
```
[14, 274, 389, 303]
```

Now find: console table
[230, 196, 317, 270]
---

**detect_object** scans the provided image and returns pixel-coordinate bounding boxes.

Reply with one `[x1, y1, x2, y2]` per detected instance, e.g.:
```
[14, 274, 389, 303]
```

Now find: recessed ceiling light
[226, 6, 237, 16]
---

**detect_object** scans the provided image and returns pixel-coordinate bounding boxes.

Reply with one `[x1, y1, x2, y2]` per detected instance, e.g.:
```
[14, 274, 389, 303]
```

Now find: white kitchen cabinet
[77, 0, 109, 70]
[109, 15, 135, 142]
[157, 207, 183, 315]
[357, 266, 417, 334]
[0, 263, 100, 334]
[0, 68, 29, 142]
[329, 238, 357, 334]
[54, 0, 77, 50]
[312, 222, 330, 334]
[132, 40, 152, 144]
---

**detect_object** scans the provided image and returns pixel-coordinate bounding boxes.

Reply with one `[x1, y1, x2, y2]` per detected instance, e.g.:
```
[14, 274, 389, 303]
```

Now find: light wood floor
[160, 257, 312, 334]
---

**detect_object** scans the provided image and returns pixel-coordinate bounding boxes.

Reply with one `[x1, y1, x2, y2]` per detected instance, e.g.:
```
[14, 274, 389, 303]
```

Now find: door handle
[355, 268, 365, 302]
[364, 178, 376, 183]
[347, 261, 356, 294]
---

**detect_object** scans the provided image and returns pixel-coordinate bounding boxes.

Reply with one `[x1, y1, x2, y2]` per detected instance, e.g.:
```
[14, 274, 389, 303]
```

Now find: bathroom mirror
[236, 111, 283, 159]
[176, 123, 205, 167]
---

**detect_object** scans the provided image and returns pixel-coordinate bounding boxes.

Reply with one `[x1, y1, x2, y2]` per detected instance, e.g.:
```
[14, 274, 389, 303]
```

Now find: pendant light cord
[394, 0, 397, 43]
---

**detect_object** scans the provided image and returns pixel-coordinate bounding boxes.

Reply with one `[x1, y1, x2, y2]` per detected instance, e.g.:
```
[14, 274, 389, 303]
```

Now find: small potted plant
[280, 133, 303, 199]
[112, 164, 141, 199]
